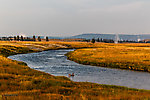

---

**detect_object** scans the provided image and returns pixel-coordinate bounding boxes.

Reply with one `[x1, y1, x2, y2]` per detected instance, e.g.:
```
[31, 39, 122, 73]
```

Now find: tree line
[0, 36, 49, 41]
[0, 36, 147, 43]
[83, 38, 145, 43]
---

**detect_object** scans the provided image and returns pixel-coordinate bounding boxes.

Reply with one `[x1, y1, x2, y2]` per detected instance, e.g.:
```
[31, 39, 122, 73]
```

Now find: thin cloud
[0, 0, 149, 36]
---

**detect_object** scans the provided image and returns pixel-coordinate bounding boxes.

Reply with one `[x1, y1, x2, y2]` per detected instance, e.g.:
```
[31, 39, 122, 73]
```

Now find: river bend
[8, 49, 150, 90]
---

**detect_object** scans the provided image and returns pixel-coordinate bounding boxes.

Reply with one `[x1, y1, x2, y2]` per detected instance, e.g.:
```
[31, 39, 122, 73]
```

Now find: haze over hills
[47, 33, 150, 41]
[17, 33, 150, 41]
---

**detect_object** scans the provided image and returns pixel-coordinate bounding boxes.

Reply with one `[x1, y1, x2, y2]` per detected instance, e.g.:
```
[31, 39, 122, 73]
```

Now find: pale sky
[0, 0, 150, 36]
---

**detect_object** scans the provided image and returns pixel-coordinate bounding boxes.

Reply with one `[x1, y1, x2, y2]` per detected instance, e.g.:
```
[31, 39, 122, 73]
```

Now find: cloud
[0, 0, 150, 36]
[77, 1, 146, 13]
[105, 1, 146, 13]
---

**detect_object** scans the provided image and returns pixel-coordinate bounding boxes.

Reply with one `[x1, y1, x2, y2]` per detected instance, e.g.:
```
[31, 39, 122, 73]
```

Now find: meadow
[66, 42, 150, 72]
[0, 41, 150, 99]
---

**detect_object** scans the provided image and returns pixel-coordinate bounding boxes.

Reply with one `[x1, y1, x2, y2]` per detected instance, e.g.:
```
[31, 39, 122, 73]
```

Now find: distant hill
[28, 33, 150, 41]
[69, 33, 150, 41]
[70, 33, 115, 40]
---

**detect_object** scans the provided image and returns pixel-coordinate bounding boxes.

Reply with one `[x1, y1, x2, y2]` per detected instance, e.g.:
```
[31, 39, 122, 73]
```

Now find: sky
[0, 0, 150, 37]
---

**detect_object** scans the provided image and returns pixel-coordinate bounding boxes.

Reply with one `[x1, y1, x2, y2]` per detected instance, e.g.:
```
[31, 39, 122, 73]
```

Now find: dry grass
[0, 41, 149, 99]
[66, 43, 150, 72]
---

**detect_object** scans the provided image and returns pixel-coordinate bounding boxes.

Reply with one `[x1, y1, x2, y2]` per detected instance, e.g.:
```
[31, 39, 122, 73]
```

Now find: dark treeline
[83, 38, 146, 43]
[0, 36, 148, 43]
[0, 36, 49, 42]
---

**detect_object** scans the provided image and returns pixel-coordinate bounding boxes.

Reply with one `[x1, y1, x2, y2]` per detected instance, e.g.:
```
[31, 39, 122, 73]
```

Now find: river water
[8, 49, 150, 90]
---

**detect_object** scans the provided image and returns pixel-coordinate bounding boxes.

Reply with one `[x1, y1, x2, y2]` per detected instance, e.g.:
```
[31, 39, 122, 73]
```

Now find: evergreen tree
[14, 36, 17, 41]
[17, 35, 19, 41]
[46, 36, 49, 41]
[21, 36, 24, 41]
[38, 36, 41, 41]
[33, 35, 36, 41]
[97, 38, 100, 42]
[100, 38, 103, 42]
[91, 38, 95, 44]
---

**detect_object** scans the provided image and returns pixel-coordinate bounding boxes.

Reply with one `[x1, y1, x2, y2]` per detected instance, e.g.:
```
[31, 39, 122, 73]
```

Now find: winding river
[8, 49, 150, 90]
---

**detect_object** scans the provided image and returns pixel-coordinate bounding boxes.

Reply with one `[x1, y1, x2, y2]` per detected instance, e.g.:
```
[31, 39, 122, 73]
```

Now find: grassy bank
[0, 41, 150, 99]
[66, 43, 150, 72]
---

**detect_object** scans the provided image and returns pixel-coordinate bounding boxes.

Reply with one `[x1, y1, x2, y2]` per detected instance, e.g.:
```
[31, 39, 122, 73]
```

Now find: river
[8, 49, 150, 90]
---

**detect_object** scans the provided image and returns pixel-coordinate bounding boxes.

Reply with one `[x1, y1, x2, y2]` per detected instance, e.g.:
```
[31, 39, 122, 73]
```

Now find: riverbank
[1, 41, 150, 99]
[66, 43, 150, 73]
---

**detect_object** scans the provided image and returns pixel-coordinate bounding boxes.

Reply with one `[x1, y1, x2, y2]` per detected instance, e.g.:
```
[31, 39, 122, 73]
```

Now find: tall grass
[0, 41, 149, 99]
[66, 43, 150, 72]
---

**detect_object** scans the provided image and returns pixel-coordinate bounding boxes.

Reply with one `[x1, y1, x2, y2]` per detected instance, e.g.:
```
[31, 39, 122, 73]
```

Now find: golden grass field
[66, 42, 150, 72]
[0, 41, 149, 99]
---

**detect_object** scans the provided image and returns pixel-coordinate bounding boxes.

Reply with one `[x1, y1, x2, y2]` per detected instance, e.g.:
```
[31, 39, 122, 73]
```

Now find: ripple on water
[8, 49, 150, 90]
[47, 58, 55, 59]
